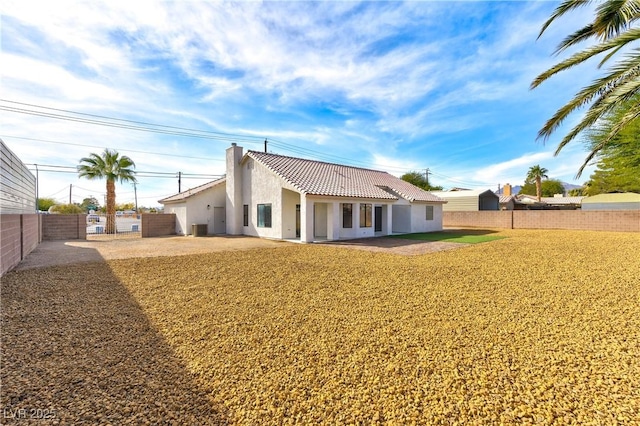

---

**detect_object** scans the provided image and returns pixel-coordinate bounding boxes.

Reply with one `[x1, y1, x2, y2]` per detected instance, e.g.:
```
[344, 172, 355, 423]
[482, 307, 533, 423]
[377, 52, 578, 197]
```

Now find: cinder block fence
[42, 214, 87, 240]
[1, 214, 41, 276]
[443, 210, 639, 232]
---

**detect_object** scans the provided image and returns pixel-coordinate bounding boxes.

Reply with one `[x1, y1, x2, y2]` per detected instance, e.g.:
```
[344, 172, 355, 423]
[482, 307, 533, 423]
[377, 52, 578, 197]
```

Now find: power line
[0, 99, 265, 144]
[4, 99, 496, 186]
[24, 163, 221, 178]
[2, 99, 418, 172]
[2, 135, 226, 161]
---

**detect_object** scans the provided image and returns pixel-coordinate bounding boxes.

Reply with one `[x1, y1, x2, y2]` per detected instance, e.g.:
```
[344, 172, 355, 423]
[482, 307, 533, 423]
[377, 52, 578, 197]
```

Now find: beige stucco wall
[409, 202, 444, 233]
[241, 158, 286, 239]
[164, 183, 226, 235]
[164, 204, 187, 235]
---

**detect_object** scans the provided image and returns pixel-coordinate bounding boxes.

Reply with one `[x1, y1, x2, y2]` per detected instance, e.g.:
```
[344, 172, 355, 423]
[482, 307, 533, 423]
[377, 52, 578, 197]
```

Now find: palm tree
[527, 165, 549, 202]
[78, 149, 137, 234]
[531, 0, 640, 177]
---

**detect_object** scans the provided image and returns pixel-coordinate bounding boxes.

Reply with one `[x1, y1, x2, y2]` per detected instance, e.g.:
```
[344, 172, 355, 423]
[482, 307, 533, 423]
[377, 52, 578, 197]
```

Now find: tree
[116, 202, 135, 211]
[526, 165, 549, 201]
[80, 196, 101, 212]
[77, 149, 136, 233]
[531, 0, 640, 177]
[37, 197, 57, 212]
[401, 171, 443, 191]
[520, 178, 565, 198]
[583, 94, 640, 195]
[50, 204, 84, 214]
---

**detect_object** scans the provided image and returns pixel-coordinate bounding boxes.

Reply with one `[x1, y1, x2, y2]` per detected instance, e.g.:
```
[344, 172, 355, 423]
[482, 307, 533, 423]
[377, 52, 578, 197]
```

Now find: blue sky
[2, 1, 599, 208]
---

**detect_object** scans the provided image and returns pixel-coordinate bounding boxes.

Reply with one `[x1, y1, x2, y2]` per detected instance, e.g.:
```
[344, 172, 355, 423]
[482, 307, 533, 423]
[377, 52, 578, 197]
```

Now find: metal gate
[87, 213, 141, 239]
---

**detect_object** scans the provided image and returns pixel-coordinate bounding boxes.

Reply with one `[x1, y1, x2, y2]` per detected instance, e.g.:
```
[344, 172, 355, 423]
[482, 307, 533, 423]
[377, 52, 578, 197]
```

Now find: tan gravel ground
[2, 229, 639, 424]
[12, 235, 291, 271]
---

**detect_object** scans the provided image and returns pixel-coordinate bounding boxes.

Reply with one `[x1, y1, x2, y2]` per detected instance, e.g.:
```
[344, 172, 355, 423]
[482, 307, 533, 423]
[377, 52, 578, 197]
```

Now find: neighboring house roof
[431, 189, 498, 198]
[499, 195, 516, 204]
[541, 196, 584, 205]
[582, 192, 640, 203]
[159, 177, 226, 203]
[247, 151, 445, 203]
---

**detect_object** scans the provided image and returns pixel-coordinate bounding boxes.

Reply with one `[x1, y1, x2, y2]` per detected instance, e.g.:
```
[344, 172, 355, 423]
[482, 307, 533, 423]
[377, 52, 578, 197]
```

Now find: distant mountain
[561, 182, 583, 192]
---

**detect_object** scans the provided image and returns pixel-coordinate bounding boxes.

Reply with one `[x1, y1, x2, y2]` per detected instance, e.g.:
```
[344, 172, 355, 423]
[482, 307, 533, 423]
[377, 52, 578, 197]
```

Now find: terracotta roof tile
[247, 151, 444, 203]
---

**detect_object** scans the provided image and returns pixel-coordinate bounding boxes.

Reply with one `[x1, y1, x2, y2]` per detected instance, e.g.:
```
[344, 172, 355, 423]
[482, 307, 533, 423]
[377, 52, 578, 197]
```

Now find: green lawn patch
[390, 231, 506, 244]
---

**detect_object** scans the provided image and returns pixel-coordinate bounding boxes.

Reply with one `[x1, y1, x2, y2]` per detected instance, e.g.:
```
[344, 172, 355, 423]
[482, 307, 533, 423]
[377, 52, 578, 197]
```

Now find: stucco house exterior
[160, 144, 446, 242]
[430, 189, 499, 211]
[159, 178, 227, 236]
[581, 192, 640, 210]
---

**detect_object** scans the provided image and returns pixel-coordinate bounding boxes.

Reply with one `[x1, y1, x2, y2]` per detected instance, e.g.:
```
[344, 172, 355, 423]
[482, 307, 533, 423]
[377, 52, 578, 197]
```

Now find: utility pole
[35, 164, 39, 212]
[134, 182, 138, 212]
[425, 168, 430, 188]
[264, 138, 268, 153]
[178, 172, 182, 193]
[69, 184, 72, 205]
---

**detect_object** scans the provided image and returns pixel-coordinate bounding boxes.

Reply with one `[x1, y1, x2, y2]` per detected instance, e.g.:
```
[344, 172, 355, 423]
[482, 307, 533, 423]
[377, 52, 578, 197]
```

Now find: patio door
[374, 206, 382, 232]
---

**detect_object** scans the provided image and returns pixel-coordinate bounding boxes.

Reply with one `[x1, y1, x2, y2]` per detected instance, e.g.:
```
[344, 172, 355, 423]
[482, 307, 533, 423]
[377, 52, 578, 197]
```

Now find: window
[257, 204, 271, 228]
[342, 203, 353, 228]
[243, 204, 249, 226]
[359, 203, 372, 228]
[426, 205, 434, 221]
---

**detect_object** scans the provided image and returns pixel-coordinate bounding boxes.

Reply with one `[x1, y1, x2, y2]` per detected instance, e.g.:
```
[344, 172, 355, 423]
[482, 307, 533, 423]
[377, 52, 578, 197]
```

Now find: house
[160, 144, 446, 242]
[159, 178, 227, 236]
[540, 195, 584, 210]
[430, 189, 499, 211]
[581, 192, 640, 210]
[497, 183, 523, 210]
[498, 195, 517, 210]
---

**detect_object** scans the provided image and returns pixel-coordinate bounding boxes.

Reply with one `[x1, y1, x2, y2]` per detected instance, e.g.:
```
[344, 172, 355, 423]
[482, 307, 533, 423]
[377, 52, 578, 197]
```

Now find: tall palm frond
[532, 0, 640, 178]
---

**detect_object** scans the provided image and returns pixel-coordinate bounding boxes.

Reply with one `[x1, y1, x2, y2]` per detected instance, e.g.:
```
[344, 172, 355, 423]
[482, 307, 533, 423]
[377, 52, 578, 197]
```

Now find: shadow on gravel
[324, 237, 461, 249]
[1, 257, 226, 424]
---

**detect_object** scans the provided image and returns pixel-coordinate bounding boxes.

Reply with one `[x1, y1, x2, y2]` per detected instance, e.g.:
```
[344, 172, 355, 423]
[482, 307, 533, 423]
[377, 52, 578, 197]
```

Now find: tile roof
[540, 196, 585, 205]
[499, 195, 516, 204]
[430, 189, 497, 198]
[159, 177, 226, 203]
[247, 151, 444, 203]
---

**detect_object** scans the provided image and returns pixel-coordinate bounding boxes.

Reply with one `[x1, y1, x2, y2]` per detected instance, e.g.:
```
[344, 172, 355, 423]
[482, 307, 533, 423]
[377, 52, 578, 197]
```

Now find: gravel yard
[2, 230, 639, 424]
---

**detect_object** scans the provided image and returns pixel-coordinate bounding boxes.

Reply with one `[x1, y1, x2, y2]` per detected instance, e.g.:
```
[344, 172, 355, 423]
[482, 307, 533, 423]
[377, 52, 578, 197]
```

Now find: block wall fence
[42, 214, 87, 240]
[443, 210, 639, 232]
[141, 214, 176, 237]
[1, 214, 41, 276]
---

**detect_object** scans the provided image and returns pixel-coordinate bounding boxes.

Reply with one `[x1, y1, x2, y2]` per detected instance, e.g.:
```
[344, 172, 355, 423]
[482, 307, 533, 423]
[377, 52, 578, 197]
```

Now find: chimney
[225, 143, 244, 235]
[503, 183, 512, 196]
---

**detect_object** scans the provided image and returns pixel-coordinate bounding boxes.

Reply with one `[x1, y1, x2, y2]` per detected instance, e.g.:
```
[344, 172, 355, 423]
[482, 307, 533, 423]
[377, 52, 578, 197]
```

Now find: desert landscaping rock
[2, 230, 639, 424]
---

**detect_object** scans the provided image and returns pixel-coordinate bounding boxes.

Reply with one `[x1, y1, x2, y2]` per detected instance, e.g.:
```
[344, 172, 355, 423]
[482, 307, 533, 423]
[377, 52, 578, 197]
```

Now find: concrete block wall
[142, 214, 176, 238]
[512, 210, 639, 232]
[42, 214, 87, 240]
[443, 211, 513, 229]
[1, 215, 22, 275]
[443, 210, 639, 232]
[1, 214, 41, 276]
[21, 214, 40, 257]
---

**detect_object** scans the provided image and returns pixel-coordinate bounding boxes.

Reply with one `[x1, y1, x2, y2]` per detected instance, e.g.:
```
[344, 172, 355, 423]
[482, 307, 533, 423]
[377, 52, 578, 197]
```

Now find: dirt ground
[15, 235, 467, 271]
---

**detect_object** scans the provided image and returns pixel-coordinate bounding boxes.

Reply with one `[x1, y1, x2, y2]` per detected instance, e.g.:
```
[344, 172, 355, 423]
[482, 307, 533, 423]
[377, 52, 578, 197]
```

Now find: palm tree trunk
[536, 177, 542, 202]
[106, 179, 116, 234]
